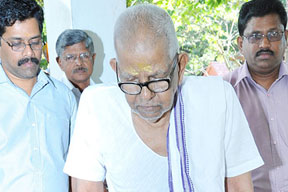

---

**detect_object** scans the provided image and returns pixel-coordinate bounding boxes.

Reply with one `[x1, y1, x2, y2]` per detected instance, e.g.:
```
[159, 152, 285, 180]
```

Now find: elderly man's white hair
[114, 4, 179, 61]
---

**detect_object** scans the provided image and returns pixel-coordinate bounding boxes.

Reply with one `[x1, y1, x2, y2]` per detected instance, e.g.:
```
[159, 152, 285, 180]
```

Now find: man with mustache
[0, 0, 77, 191]
[56, 29, 96, 105]
[224, 0, 288, 191]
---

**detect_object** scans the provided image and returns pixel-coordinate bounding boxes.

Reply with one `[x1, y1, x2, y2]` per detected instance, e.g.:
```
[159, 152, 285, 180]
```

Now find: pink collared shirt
[224, 62, 288, 192]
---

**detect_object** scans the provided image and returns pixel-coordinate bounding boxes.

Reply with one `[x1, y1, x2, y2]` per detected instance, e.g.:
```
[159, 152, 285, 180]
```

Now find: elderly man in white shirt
[64, 4, 264, 192]
[56, 29, 96, 104]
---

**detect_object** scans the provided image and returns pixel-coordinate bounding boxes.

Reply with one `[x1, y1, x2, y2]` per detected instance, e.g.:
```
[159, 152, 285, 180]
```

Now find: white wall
[44, 0, 126, 83]
[44, 0, 72, 79]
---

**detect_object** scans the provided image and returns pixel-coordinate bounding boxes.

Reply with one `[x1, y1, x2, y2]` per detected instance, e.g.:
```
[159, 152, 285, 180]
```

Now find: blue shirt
[0, 65, 77, 192]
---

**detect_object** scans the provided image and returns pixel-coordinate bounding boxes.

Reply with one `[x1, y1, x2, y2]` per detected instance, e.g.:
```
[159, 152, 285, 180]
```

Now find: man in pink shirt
[224, 0, 288, 191]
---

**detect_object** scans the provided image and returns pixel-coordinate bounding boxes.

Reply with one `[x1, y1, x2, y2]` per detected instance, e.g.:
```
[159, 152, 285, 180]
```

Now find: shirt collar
[234, 61, 288, 86]
[234, 62, 251, 87]
[60, 74, 95, 90]
[61, 74, 75, 90]
[36, 69, 53, 88]
[0, 64, 9, 84]
[278, 62, 288, 78]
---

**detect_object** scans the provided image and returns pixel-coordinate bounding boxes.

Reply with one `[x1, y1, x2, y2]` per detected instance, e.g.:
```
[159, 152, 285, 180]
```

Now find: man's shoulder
[41, 72, 76, 102]
[45, 73, 72, 92]
[223, 66, 244, 86]
[84, 83, 119, 95]
[183, 75, 223, 83]
[79, 83, 129, 118]
[181, 76, 235, 104]
[81, 83, 123, 103]
[182, 75, 226, 92]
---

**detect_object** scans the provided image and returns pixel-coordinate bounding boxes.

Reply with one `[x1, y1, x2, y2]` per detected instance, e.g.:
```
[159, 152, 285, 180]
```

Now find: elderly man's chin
[133, 107, 170, 123]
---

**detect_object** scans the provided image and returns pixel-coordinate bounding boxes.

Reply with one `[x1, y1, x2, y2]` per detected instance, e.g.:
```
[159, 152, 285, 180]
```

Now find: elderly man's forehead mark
[136, 62, 153, 73]
[122, 65, 152, 77]
[124, 67, 139, 76]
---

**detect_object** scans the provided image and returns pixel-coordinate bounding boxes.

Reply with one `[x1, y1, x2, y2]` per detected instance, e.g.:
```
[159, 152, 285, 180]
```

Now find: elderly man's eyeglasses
[116, 53, 179, 95]
[242, 31, 284, 44]
[1, 36, 43, 52]
[64, 52, 91, 63]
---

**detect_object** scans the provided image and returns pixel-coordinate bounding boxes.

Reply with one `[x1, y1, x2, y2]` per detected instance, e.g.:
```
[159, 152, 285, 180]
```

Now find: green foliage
[280, 0, 287, 6]
[36, 0, 48, 70]
[127, 0, 248, 75]
[39, 58, 48, 70]
[36, 0, 44, 7]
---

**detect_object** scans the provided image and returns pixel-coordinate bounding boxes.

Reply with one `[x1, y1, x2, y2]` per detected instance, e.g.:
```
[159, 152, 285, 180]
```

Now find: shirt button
[32, 123, 36, 127]
[33, 147, 39, 151]
[270, 118, 274, 121]
[273, 141, 277, 145]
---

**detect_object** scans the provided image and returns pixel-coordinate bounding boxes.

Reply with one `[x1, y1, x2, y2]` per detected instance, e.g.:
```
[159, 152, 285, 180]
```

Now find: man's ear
[110, 58, 117, 73]
[56, 56, 61, 66]
[0, 42, 3, 59]
[56, 57, 64, 71]
[92, 53, 96, 64]
[177, 52, 188, 85]
[284, 30, 288, 45]
[237, 36, 243, 54]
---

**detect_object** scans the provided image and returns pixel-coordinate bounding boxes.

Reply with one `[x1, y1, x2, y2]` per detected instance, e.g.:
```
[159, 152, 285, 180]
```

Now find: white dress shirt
[60, 75, 95, 105]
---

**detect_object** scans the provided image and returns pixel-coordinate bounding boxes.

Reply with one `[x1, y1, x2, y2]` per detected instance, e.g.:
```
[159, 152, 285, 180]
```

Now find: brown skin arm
[225, 172, 254, 192]
[71, 177, 105, 192]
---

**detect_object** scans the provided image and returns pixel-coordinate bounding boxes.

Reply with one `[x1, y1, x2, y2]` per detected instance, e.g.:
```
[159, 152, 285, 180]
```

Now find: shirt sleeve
[64, 88, 106, 182]
[223, 82, 264, 177]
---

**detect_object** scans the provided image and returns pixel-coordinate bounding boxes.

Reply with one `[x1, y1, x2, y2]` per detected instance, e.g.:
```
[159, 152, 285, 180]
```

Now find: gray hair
[56, 29, 94, 57]
[114, 4, 179, 61]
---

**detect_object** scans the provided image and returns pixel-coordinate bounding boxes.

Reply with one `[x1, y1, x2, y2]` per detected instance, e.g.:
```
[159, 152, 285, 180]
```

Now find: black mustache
[256, 49, 274, 57]
[72, 67, 88, 73]
[18, 57, 39, 66]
